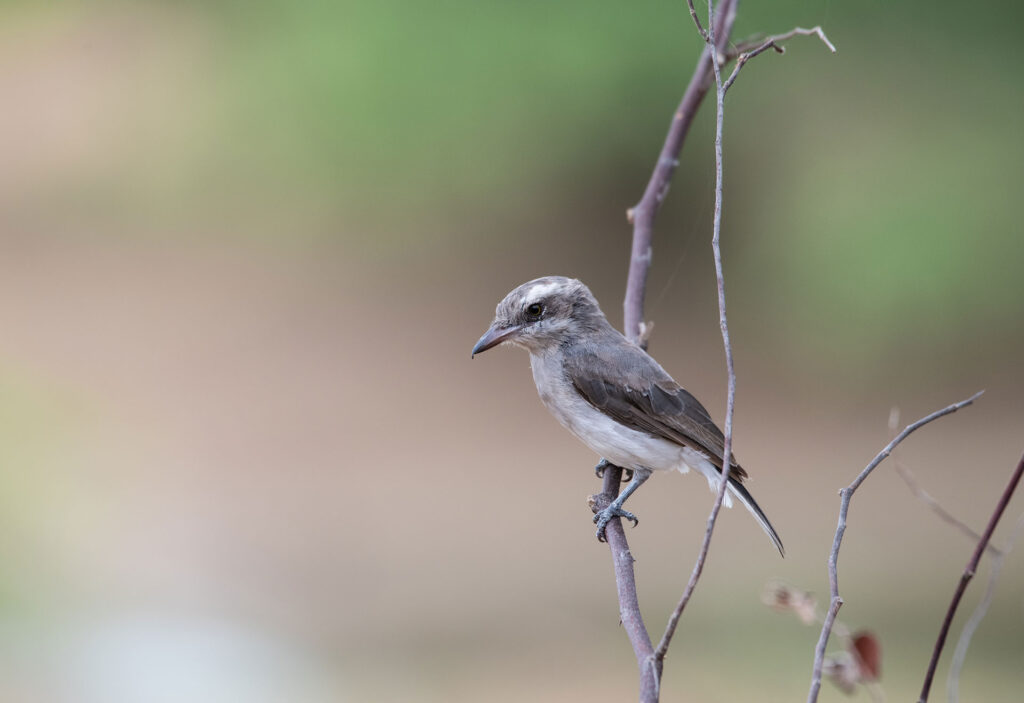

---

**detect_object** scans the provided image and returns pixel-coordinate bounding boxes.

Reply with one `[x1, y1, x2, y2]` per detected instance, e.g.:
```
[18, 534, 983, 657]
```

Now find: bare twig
[613, 2, 738, 698]
[723, 26, 836, 94]
[611, 1, 833, 699]
[623, 0, 738, 345]
[729, 26, 837, 60]
[947, 513, 1024, 702]
[652, 0, 737, 664]
[686, 0, 709, 42]
[806, 391, 984, 703]
[889, 408, 1002, 557]
[918, 451, 1024, 703]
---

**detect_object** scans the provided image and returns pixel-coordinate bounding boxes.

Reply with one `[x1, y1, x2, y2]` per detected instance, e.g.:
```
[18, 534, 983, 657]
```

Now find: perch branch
[806, 391, 984, 703]
[917, 451, 1024, 703]
[591, 465, 659, 701]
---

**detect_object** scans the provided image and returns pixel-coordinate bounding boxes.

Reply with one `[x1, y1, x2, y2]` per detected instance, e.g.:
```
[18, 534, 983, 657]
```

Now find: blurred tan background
[0, 1, 1022, 701]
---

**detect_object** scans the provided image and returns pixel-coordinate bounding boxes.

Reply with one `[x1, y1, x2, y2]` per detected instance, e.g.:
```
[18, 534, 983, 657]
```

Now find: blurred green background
[1, 0, 1022, 701]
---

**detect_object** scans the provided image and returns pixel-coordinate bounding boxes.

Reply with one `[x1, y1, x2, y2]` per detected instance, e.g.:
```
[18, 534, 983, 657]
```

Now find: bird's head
[472, 276, 607, 356]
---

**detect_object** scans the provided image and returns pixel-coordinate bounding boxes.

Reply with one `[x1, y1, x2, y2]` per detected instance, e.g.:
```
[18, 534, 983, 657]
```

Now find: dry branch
[623, 0, 738, 345]
[609, 2, 738, 700]
[947, 514, 1024, 701]
[603, 1, 835, 699]
[918, 451, 1024, 702]
[723, 27, 835, 94]
[806, 391, 984, 703]
[653, 0, 739, 662]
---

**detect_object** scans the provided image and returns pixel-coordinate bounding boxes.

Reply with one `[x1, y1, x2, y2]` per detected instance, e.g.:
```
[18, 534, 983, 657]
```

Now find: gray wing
[563, 339, 746, 480]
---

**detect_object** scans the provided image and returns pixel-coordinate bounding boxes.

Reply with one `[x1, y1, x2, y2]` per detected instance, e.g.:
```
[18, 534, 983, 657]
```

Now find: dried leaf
[761, 580, 818, 625]
[823, 651, 858, 695]
[852, 631, 881, 681]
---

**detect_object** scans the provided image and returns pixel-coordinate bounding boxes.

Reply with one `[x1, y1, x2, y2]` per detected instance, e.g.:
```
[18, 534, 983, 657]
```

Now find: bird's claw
[593, 505, 639, 542]
[594, 460, 633, 483]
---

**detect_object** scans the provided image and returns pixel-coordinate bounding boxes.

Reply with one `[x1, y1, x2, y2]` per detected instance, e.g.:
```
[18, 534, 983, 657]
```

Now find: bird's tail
[727, 477, 785, 556]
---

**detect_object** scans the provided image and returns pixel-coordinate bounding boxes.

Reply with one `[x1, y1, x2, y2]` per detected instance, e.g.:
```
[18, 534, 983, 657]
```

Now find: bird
[471, 275, 783, 555]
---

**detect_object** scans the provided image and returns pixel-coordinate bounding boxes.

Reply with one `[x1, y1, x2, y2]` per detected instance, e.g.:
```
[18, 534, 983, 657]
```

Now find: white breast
[528, 350, 729, 505]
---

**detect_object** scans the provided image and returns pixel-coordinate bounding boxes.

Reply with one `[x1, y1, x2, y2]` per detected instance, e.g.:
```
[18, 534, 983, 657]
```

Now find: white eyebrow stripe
[525, 280, 562, 301]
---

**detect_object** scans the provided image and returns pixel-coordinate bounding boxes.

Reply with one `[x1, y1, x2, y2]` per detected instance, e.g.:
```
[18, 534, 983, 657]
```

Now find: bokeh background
[1, 1, 1022, 701]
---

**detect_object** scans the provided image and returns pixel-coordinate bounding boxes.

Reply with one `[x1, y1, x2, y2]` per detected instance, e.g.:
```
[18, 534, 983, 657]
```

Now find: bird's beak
[471, 323, 521, 357]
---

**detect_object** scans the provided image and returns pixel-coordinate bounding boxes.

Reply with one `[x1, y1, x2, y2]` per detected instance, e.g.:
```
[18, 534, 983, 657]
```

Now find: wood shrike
[472, 275, 783, 554]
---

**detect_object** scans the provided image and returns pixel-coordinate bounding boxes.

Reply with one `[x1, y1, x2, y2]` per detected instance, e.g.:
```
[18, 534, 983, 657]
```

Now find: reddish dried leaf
[852, 631, 881, 681]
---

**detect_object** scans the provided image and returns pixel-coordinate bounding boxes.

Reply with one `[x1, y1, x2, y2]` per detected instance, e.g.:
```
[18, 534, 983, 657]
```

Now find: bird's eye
[525, 302, 543, 319]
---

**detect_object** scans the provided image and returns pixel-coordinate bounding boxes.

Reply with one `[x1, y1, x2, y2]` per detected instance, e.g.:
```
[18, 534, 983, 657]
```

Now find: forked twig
[723, 26, 836, 94]
[652, 0, 737, 664]
[606, 1, 834, 699]
[806, 391, 984, 703]
[610, 3, 738, 700]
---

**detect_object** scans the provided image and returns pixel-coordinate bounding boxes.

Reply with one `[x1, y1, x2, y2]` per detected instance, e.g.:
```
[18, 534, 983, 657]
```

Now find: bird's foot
[593, 504, 639, 542]
[593, 460, 633, 482]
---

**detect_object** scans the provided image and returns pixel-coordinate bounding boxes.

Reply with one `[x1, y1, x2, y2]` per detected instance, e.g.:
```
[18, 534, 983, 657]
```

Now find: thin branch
[652, 0, 736, 663]
[889, 408, 1002, 557]
[623, 0, 738, 345]
[947, 513, 1024, 702]
[723, 26, 836, 94]
[685, 0, 709, 43]
[728, 26, 837, 60]
[615, 1, 738, 693]
[613, 1, 832, 698]
[918, 451, 1024, 703]
[806, 391, 984, 703]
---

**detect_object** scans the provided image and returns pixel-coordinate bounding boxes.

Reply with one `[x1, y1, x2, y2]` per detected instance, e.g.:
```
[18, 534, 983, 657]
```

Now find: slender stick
[805, 391, 984, 703]
[612, 1, 834, 697]
[918, 451, 1024, 703]
[947, 514, 1024, 702]
[609, 3, 738, 700]
[654, 0, 737, 663]
[656, 0, 839, 670]
[685, 0, 709, 42]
